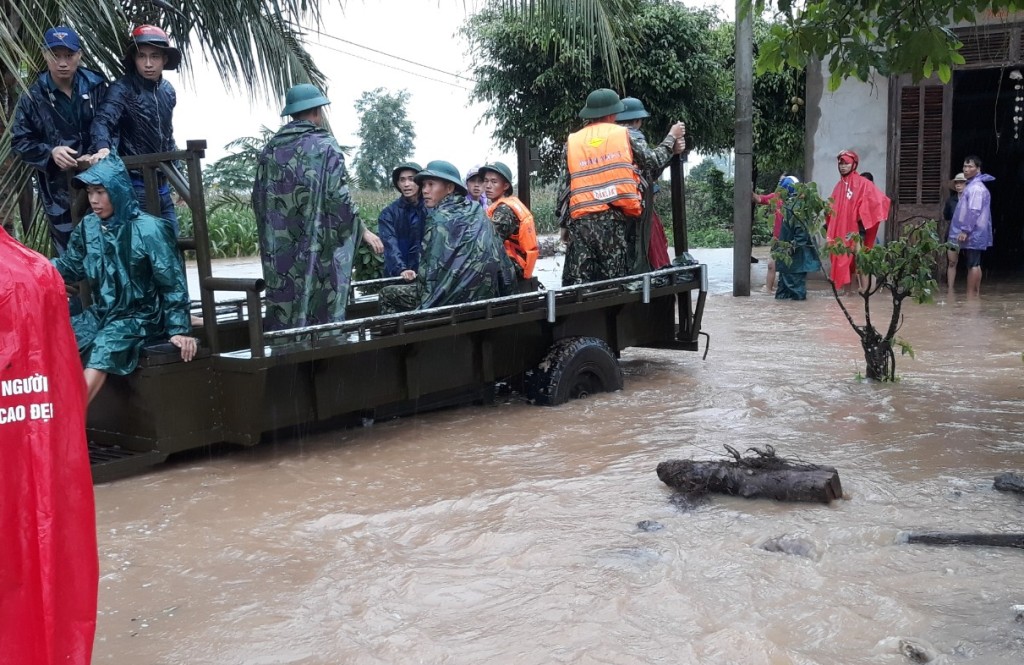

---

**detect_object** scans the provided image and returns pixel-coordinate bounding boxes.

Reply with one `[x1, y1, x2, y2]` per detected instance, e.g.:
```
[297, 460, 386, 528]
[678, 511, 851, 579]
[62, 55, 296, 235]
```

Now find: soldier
[252, 84, 382, 331]
[379, 160, 515, 314]
[561, 88, 685, 286]
[615, 96, 681, 270]
[12, 26, 107, 255]
[378, 161, 427, 277]
[479, 161, 539, 281]
[90, 25, 183, 233]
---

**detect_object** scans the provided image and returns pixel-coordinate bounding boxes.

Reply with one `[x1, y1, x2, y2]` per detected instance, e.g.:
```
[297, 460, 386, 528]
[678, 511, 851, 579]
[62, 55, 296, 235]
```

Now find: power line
[285, 20, 476, 85]
[314, 32, 476, 83]
[312, 41, 472, 90]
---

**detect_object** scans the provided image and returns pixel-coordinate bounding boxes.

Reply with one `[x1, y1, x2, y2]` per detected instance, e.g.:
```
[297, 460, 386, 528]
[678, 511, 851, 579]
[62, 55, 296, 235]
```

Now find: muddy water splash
[93, 282, 1024, 664]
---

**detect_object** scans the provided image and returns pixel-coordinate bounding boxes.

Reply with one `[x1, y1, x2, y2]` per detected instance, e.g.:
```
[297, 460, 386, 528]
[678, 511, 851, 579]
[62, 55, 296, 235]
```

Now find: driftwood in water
[904, 532, 1024, 549]
[994, 473, 1024, 494]
[657, 445, 843, 504]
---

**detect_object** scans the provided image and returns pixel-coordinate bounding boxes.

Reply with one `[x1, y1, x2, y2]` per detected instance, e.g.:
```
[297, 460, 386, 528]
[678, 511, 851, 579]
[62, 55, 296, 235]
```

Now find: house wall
[805, 59, 890, 196]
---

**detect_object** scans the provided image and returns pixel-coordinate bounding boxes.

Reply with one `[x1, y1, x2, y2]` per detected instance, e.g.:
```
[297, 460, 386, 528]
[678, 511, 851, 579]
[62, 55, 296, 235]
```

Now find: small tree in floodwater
[769, 184, 951, 382]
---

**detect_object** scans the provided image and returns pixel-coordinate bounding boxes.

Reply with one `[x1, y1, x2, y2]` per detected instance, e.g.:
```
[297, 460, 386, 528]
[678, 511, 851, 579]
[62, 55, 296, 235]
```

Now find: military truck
[86, 142, 708, 482]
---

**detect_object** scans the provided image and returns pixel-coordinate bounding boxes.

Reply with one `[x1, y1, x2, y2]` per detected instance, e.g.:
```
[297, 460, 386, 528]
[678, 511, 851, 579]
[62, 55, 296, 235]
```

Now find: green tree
[772, 184, 950, 381]
[352, 88, 415, 191]
[1, 0, 333, 236]
[204, 128, 277, 195]
[749, 0, 1021, 88]
[504, 1, 1021, 92]
[464, 0, 733, 181]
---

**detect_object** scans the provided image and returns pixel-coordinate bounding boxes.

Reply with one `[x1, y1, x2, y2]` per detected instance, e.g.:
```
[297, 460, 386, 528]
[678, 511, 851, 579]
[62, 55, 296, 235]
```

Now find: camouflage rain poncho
[50, 155, 190, 374]
[253, 120, 360, 331]
[379, 194, 515, 314]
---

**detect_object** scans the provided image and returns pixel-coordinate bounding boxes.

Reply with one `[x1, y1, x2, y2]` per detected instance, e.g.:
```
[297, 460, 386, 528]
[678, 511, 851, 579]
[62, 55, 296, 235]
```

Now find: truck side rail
[241, 264, 705, 357]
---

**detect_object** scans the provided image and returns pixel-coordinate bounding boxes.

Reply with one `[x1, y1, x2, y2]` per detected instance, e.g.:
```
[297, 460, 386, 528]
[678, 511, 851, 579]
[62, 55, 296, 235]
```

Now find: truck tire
[527, 336, 623, 406]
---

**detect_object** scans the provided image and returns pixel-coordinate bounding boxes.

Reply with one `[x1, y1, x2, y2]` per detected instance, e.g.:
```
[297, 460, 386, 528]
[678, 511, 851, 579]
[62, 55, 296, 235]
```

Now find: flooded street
[94, 252, 1024, 664]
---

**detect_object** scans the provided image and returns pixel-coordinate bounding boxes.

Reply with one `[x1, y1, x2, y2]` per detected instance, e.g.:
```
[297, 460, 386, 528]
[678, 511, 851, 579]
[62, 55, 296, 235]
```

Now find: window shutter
[958, 29, 1011, 66]
[896, 85, 944, 206]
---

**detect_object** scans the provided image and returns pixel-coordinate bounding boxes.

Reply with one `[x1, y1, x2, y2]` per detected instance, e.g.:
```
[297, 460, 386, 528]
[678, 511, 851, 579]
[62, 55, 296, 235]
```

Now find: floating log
[993, 472, 1024, 494]
[657, 446, 842, 504]
[903, 532, 1024, 549]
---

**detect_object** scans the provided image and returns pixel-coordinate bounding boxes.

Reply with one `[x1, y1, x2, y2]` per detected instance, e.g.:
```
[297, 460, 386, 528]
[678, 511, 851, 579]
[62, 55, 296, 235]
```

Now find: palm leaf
[497, 0, 635, 86]
[0, 0, 338, 242]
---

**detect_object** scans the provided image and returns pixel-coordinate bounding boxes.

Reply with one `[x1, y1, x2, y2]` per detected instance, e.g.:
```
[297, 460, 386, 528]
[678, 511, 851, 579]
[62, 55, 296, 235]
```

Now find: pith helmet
[579, 88, 625, 119]
[281, 83, 330, 117]
[414, 160, 467, 195]
[127, 25, 181, 70]
[391, 161, 423, 190]
[616, 97, 650, 122]
[478, 161, 514, 195]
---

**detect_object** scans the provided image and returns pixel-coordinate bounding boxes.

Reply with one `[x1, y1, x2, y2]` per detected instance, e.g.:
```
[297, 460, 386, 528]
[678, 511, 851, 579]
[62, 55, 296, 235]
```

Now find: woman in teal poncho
[51, 154, 196, 402]
[775, 175, 822, 301]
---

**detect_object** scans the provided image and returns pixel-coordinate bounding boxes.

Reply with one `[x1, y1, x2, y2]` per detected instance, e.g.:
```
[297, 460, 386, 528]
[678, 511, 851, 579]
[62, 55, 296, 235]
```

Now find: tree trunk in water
[862, 330, 893, 381]
[657, 459, 843, 504]
[904, 532, 1024, 549]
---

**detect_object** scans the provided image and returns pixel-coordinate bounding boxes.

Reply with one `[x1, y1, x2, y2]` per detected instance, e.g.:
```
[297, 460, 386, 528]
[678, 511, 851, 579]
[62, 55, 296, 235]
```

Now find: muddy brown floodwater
[94, 255, 1024, 664]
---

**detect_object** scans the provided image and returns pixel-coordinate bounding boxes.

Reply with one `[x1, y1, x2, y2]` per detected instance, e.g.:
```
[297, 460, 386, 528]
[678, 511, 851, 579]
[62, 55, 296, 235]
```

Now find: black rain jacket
[91, 71, 176, 164]
[11, 67, 108, 218]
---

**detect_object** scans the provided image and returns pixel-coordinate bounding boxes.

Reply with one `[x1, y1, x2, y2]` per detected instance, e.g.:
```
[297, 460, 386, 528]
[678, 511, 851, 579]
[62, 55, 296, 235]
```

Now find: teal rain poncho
[51, 155, 190, 374]
[775, 178, 822, 301]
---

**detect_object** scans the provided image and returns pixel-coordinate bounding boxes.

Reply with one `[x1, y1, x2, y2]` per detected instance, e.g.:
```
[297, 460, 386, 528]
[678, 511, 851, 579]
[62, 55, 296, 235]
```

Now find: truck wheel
[527, 336, 623, 406]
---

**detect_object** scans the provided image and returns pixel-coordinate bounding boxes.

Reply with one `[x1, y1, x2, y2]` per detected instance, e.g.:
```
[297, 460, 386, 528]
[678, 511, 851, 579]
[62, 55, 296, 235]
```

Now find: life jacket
[566, 123, 642, 220]
[487, 196, 539, 279]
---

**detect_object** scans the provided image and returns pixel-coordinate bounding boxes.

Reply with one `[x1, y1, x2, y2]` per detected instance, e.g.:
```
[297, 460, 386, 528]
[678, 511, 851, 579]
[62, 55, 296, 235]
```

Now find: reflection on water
[93, 282, 1024, 664]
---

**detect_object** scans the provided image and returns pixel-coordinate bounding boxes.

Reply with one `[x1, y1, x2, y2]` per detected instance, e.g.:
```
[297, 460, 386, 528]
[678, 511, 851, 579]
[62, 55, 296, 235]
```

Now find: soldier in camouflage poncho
[616, 97, 681, 271]
[379, 160, 515, 314]
[560, 89, 684, 286]
[253, 85, 364, 332]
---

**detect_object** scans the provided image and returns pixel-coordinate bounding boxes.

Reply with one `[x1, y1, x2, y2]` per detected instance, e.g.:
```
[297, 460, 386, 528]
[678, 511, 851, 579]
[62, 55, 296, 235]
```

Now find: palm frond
[497, 0, 635, 87]
[0, 0, 338, 236]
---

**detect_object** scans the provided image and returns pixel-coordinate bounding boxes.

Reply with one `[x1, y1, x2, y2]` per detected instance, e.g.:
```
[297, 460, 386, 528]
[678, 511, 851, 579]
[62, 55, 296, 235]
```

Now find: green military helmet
[478, 161, 514, 196]
[414, 160, 467, 195]
[281, 83, 330, 117]
[578, 88, 625, 119]
[616, 97, 650, 122]
[391, 161, 423, 190]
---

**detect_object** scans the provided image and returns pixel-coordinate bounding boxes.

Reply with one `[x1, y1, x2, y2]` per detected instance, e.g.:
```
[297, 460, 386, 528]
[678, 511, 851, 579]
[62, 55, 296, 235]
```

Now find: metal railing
[251, 264, 705, 356]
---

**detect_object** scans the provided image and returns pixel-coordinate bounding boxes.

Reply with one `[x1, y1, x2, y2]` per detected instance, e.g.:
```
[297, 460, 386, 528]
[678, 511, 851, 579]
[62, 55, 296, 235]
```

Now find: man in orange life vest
[478, 161, 539, 283]
[561, 88, 685, 286]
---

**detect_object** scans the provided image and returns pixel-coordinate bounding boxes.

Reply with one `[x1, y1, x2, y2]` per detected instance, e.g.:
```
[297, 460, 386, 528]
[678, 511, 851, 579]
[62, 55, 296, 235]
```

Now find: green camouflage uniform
[626, 126, 674, 273]
[252, 120, 361, 331]
[379, 194, 515, 314]
[561, 128, 675, 286]
[490, 201, 525, 280]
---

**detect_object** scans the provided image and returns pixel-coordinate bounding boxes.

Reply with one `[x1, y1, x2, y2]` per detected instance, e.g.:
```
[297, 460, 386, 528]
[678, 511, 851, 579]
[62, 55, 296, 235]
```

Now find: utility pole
[732, 0, 754, 296]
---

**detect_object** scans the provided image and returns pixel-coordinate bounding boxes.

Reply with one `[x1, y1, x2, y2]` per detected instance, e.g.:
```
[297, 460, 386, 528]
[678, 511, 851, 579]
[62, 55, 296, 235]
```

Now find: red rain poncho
[0, 227, 97, 665]
[825, 150, 891, 289]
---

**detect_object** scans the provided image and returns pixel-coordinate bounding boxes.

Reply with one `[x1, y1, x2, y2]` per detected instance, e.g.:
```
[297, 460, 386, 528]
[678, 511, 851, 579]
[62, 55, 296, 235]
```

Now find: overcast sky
[170, 0, 731, 180]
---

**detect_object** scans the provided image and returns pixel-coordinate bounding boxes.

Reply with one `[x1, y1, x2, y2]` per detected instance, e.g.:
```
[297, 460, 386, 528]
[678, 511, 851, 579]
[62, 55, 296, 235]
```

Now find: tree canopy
[464, 0, 733, 180]
[465, 0, 805, 182]
[750, 0, 1019, 88]
[352, 88, 415, 191]
[507, 1, 1023, 88]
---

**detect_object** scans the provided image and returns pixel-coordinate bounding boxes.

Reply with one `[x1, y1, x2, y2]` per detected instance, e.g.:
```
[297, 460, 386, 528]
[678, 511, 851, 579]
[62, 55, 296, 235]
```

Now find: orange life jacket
[566, 123, 642, 220]
[487, 196, 539, 279]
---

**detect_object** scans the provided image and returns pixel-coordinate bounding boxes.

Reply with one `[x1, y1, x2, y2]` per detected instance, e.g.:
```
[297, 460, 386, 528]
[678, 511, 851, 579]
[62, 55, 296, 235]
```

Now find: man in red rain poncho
[0, 227, 98, 664]
[825, 149, 891, 292]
